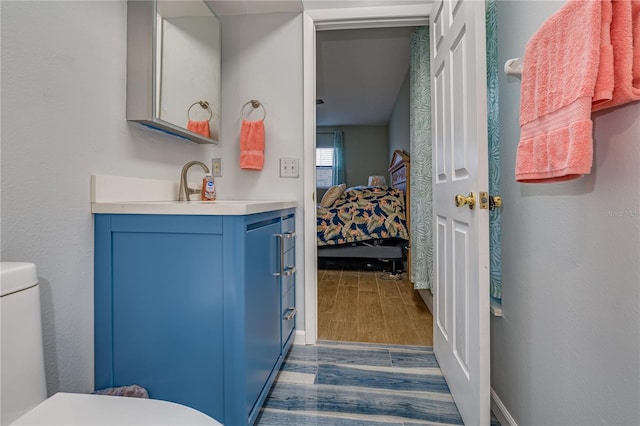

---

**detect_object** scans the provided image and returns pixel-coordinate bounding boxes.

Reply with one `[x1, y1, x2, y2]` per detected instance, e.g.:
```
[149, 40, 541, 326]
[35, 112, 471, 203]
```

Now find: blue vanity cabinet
[222, 210, 296, 425]
[94, 214, 225, 418]
[94, 208, 295, 426]
[242, 219, 282, 420]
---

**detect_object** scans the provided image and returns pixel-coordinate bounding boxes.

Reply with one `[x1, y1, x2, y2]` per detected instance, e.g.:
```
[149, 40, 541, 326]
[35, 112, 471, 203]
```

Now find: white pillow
[320, 184, 346, 208]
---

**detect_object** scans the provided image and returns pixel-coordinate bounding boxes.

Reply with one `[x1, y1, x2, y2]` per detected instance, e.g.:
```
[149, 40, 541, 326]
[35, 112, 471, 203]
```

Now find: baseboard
[417, 289, 433, 314]
[294, 329, 306, 345]
[491, 387, 517, 426]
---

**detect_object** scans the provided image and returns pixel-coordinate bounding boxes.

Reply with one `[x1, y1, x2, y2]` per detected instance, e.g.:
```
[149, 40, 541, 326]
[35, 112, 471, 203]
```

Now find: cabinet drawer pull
[283, 307, 296, 321]
[273, 266, 295, 277]
[274, 232, 295, 240]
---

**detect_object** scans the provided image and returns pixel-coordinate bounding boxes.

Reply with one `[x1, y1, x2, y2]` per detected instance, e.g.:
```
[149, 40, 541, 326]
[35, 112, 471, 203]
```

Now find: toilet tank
[0, 262, 48, 426]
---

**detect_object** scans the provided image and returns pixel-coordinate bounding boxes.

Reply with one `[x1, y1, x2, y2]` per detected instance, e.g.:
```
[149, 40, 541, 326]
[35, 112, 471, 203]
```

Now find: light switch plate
[212, 158, 222, 177]
[280, 158, 299, 178]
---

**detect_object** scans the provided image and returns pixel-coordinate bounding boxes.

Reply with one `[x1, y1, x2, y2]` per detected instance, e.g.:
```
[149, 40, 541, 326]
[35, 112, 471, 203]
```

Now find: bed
[316, 150, 411, 273]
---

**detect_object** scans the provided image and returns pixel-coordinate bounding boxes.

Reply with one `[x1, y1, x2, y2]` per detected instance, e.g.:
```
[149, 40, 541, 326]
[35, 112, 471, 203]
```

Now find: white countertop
[90, 175, 296, 215]
[91, 200, 297, 216]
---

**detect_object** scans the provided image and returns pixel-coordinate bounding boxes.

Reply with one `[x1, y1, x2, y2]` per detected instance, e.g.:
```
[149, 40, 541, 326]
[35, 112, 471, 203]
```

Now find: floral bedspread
[316, 186, 409, 246]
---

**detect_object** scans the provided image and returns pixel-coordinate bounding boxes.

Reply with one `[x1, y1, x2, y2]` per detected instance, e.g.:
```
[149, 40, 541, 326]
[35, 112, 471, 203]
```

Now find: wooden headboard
[389, 150, 411, 275]
[389, 150, 410, 197]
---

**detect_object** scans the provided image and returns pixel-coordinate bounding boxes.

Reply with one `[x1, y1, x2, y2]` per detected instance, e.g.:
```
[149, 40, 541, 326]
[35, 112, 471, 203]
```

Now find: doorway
[302, 3, 492, 424]
[303, 5, 432, 346]
[314, 26, 432, 346]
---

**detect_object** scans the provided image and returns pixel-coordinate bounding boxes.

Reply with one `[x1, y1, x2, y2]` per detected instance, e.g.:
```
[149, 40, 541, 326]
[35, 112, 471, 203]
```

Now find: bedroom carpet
[256, 341, 464, 425]
[317, 267, 433, 346]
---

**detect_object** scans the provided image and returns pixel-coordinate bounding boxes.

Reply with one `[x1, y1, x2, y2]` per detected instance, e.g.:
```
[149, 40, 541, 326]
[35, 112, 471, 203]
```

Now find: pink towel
[592, 0, 640, 112]
[187, 120, 210, 138]
[515, 0, 640, 183]
[592, 0, 615, 107]
[240, 120, 265, 170]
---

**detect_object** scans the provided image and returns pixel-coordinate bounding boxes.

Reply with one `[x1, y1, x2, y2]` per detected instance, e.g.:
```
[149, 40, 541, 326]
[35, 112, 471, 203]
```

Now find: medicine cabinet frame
[126, 0, 221, 145]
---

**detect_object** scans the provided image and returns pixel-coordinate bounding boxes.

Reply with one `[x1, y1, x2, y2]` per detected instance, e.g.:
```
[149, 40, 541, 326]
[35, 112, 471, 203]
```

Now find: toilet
[0, 262, 222, 425]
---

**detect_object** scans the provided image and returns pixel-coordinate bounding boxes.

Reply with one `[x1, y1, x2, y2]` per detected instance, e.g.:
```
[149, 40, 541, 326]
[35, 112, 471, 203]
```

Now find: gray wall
[216, 11, 305, 329]
[1, 2, 305, 395]
[317, 125, 389, 190]
[388, 70, 410, 159]
[492, 2, 640, 425]
[1, 1, 213, 395]
[5, 4, 637, 421]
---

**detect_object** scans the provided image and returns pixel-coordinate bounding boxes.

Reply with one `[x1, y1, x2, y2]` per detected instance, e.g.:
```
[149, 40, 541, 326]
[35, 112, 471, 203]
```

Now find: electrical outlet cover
[280, 158, 299, 178]
[211, 158, 222, 177]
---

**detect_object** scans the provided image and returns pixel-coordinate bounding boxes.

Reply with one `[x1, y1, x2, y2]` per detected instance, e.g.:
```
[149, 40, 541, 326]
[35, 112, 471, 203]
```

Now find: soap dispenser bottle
[201, 172, 216, 201]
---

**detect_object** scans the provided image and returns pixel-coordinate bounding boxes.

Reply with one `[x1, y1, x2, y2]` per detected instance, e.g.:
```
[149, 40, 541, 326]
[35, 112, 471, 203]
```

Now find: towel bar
[504, 57, 522, 77]
[187, 101, 213, 121]
[241, 99, 267, 121]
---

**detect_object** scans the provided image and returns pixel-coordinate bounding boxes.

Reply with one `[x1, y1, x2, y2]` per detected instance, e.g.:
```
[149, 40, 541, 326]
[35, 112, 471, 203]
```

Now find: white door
[430, 0, 490, 425]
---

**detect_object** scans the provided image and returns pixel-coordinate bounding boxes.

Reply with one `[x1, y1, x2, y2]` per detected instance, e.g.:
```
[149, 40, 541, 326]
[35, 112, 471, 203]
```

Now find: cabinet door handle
[283, 307, 296, 321]
[274, 232, 295, 277]
[274, 234, 285, 277]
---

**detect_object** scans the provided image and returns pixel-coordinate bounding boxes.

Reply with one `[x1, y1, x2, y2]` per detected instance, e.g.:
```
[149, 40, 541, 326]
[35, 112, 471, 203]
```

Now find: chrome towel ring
[188, 101, 212, 121]
[241, 99, 266, 121]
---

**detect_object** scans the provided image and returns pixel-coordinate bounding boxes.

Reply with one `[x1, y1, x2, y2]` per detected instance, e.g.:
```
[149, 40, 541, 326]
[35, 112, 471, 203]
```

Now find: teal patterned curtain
[486, 0, 502, 302]
[409, 6, 500, 296]
[409, 26, 433, 290]
[332, 130, 345, 186]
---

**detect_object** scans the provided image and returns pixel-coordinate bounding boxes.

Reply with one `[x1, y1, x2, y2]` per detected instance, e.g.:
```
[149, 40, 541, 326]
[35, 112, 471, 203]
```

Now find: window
[316, 147, 334, 188]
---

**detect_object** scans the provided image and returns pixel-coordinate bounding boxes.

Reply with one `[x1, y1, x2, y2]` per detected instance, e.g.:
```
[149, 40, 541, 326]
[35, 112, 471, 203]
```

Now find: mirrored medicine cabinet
[127, 0, 221, 145]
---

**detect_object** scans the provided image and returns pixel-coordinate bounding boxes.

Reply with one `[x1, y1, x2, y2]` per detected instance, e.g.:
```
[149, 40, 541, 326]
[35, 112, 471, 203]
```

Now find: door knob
[455, 192, 475, 209]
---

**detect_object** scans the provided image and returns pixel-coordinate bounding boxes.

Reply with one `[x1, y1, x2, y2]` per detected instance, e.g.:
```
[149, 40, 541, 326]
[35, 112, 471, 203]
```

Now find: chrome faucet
[178, 161, 210, 201]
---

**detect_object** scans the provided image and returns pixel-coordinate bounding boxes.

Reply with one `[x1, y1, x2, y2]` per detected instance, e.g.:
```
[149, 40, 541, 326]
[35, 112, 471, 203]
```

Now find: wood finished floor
[317, 267, 433, 346]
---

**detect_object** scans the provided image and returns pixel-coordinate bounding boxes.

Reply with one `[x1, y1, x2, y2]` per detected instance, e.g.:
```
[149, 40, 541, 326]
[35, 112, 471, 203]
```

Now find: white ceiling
[206, 1, 303, 16]
[207, 1, 419, 126]
[208, 1, 426, 16]
[316, 27, 412, 126]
